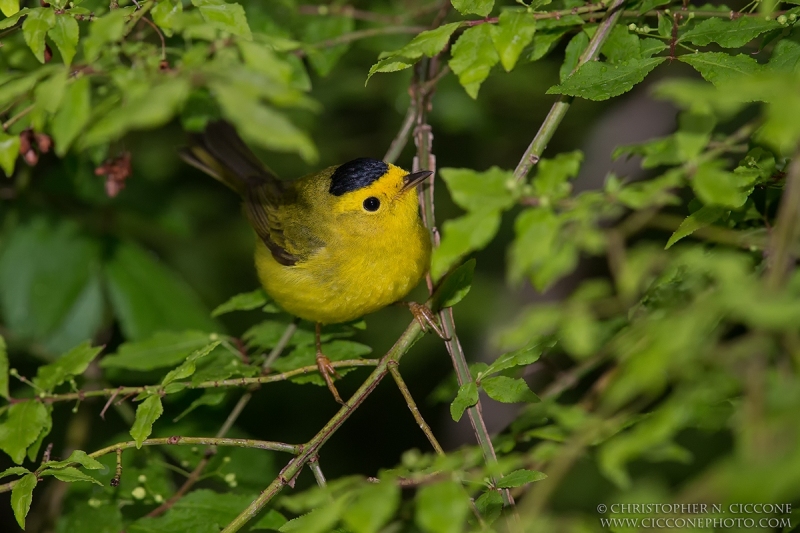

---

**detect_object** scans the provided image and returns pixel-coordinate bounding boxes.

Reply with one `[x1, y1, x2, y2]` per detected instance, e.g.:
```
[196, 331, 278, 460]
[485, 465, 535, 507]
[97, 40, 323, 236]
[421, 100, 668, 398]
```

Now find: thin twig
[766, 148, 800, 289]
[388, 362, 444, 455]
[384, 104, 417, 164]
[141, 16, 166, 61]
[262, 321, 298, 372]
[308, 456, 327, 487]
[2, 104, 34, 131]
[299, 26, 427, 54]
[298, 4, 404, 24]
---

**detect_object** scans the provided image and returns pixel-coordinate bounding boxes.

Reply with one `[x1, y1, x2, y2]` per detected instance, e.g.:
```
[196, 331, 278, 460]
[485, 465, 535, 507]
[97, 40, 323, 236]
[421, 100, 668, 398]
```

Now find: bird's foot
[316, 351, 345, 405]
[406, 302, 449, 341]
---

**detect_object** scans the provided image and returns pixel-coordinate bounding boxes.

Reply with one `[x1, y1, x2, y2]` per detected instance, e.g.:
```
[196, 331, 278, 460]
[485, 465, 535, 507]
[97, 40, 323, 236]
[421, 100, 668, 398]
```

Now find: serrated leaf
[440, 166, 517, 211]
[130, 394, 163, 448]
[433, 259, 475, 310]
[212, 288, 268, 317]
[679, 16, 780, 48]
[303, 16, 353, 77]
[368, 23, 461, 81]
[475, 491, 503, 524]
[601, 25, 641, 64]
[0, 401, 49, 464]
[280, 497, 349, 533]
[82, 8, 129, 62]
[0, 131, 20, 177]
[496, 469, 547, 488]
[483, 343, 547, 377]
[11, 473, 37, 529]
[191, 0, 251, 39]
[43, 449, 103, 470]
[769, 34, 800, 73]
[665, 206, 727, 248]
[22, 7, 56, 63]
[560, 31, 589, 82]
[33, 340, 102, 392]
[415, 480, 471, 533]
[51, 76, 90, 157]
[431, 210, 501, 281]
[0, 0, 20, 17]
[678, 52, 762, 86]
[548, 57, 665, 101]
[160, 341, 220, 386]
[152, 0, 183, 36]
[40, 466, 102, 485]
[490, 10, 536, 71]
[692, 161, 757, 208]
[529, 27, 570, 62]
[48, 14, 79, 66]
[533, 150, 583, 200]
[0, 466, 29, 480]
[450, 24, 499, 98]
[450, 382, 478, 421]
[481, 376, 538, 403]
[342, 479, 400, 533]
[638, 0, 671, 13]
[452, 0, 494, 17]
[102, 331, 215, 371]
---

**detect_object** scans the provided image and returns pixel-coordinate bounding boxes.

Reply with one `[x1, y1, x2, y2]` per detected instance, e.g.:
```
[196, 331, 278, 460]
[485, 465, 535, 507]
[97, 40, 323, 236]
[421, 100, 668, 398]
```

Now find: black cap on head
[329, 158, 389, 196]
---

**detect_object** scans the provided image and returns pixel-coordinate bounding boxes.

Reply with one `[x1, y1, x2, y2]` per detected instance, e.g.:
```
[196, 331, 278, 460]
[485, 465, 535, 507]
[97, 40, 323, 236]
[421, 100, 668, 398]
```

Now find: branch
[513, 0, 628, 182]
[766, 147, 800, 289]
[299, 26, 427, 53]
[220, 318, 425, 533]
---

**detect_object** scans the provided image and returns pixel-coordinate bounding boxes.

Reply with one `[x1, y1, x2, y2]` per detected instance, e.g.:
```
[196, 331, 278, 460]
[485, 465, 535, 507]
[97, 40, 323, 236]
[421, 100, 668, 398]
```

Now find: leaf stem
[388, 362, 444, 455]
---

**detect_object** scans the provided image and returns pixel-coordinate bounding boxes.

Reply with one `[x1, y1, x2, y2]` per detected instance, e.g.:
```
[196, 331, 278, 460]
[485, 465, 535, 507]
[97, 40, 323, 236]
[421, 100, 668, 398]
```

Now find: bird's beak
[400, 170, 433, 193]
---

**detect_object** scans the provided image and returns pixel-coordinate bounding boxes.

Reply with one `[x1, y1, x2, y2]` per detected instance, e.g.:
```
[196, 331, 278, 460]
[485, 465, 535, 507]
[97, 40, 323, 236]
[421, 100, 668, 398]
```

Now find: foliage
[2, 0, 800, 532]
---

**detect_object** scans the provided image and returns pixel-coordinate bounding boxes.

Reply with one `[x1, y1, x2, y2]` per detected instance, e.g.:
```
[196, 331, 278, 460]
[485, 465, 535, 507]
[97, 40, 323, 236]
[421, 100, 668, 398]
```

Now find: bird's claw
[407, 302, 449, 341]
[316, 352, 345, 405]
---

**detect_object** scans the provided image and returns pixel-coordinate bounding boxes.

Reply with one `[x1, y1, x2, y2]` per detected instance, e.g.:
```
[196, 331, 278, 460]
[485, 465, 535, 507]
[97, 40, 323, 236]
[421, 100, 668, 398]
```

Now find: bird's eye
[363, 197, 381, 212]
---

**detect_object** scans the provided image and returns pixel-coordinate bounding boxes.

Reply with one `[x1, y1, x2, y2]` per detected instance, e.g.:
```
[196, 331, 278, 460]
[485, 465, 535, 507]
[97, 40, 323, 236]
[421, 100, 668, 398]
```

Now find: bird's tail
[180, 120, 282, 198]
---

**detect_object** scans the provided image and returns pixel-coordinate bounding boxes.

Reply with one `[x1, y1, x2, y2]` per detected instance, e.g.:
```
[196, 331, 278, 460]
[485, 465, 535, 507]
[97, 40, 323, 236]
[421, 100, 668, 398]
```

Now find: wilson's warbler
[181, 121, 439, 403]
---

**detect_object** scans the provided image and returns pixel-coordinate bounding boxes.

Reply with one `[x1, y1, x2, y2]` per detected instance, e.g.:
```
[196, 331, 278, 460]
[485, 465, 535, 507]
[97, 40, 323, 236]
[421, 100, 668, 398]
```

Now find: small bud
[318, 5, 328, 15]
[628, 23, 637, 31]
[642, 25, 651, 32]
[223, 456, 231, 463]
[778, 15, 788, 24]
[131, 487, 146, 500]
[789, 13, 797, 21]
[154, 494, 164, 503]
[224, 473, 236, 483]
[137, 474, 147, 483]
[88, 498, 102, 508]
[209, 333, 219, 341]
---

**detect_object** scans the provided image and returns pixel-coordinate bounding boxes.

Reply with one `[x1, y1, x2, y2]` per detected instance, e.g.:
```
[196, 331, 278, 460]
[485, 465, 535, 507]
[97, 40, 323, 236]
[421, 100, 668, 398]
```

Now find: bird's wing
[180, 120, 315, 266]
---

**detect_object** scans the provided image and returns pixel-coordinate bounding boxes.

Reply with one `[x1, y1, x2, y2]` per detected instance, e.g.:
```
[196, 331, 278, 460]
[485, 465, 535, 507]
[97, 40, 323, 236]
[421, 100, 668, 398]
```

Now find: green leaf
[0, 401, 49, 464]
[769, 34, 800, 73]
[104, 242, 218, 341]
[450, 382, 478, 422]
[26, 404, 51, 462]
[548, 57, 666, 101]
[252, 509, 288, 531]
[51, 76, 90, 157]
[342, 479, 401, 533]
[152, 0, 183, 36]
[451, 0, 494, 17]
[431, 210, 501, 281]
[490, 10, 536, 71]
[449, 25, 499, 98]
[0, 0, 20, 17]
[415, 480, 471, 533]
[213, 82, 317, 163]
[101, 331, 216, 371]
[130, 394, 164, 448]
[368, 23, 461, 80]
[679, 16, 780, 48]
[692, 161, 757, 208]
[160, 341, 220, 386]
[273, 340, 372, 385]
[83, 78, 191, 147]
[483, 343, 546, 377]
[192, 0, 251, 39]
[678, 52, 762, 86]
[533, 150, 583, 200]
[57, 501, 124, 533]
[48, 14, 79, 66]
[43, 449, 103, 470]
[440, 166, 516, 211]
[33, 341, 102, 392]
[474, 491, 503, 524]
[665, 206, 727, 248]
[11, 473, 37, 529]
[560, 30, 589, 82]
[303, 16, 353, 77]
[481, 376, 538, 403]
[280, 497, 349, 533]
[211, 288, 268, 317]
[638, 0, 670, 13]
[601, 25, 642, 64]
[82, 8, 129, 62]
[174, 389, 227, 421]
[22, 7, 56, 63]
[433, 259, 475, 310]
[496, 469, 547, 488]
[0, 466, 29, 480]
[0, 131, 19, 177]
[40, 466, 102, 485]
[0, 6, 26, 27]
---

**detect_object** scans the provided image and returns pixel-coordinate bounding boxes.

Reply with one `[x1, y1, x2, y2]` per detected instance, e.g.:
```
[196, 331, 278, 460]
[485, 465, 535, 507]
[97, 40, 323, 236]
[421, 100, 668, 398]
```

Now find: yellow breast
[254, 216, 431, 324]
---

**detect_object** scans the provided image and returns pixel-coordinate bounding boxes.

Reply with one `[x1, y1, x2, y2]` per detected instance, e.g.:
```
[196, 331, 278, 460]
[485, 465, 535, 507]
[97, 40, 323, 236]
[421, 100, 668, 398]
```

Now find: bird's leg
[405, 302, 449, 341]
[315, 322, 345, 405]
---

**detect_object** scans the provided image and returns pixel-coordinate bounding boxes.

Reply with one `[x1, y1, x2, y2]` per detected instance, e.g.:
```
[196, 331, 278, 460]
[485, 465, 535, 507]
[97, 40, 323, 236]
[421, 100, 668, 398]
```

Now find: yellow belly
[254, 228, 431, 324]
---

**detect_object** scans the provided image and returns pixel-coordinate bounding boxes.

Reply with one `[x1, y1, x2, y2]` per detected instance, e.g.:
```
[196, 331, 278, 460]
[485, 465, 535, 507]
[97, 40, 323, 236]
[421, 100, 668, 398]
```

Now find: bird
[181, 121, 441, 403]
